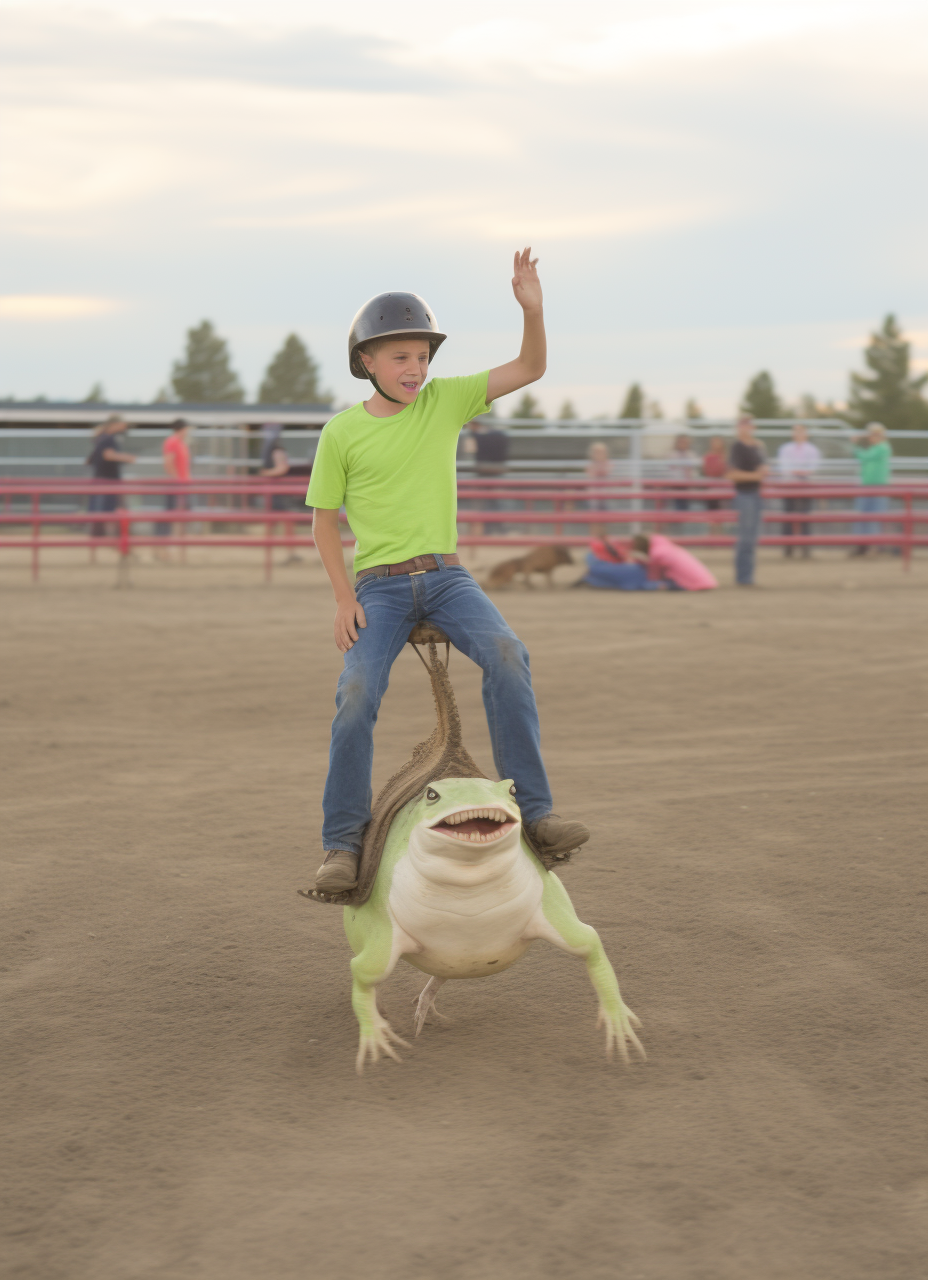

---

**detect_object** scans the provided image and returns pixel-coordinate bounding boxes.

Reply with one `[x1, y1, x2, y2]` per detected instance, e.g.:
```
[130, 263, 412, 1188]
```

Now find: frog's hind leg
[523, 870, 645, 1065]
[413, 976, 450, 1036]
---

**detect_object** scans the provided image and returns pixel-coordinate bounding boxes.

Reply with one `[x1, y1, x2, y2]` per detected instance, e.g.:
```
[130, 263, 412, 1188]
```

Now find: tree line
[510, 315, 928, 432]
[149, 323, 331, 406]
[15, 312, 926, 432]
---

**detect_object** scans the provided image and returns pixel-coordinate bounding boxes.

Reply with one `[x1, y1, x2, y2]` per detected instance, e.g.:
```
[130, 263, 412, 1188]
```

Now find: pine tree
[512, 392, 544, 419]
[558, 399, 577, 420]
[684, 398, 703, 420]
[847, 314, 928, 430]
[170, 321, 244, 404]
[796, 393, 843, 420]
[740, 371, 785, 419]
[619, 384, 644, 419]
[258, 333, 328, 404]
[83, 382, 106, 403]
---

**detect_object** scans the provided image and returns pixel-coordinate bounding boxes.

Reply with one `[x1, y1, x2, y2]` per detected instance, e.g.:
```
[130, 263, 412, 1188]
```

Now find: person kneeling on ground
[631, 533, 717, 590]
[577, 534, 717, 591]
[577, 538, 661, 591]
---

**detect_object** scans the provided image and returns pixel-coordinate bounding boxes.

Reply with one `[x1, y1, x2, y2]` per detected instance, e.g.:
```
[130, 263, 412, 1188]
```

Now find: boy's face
[361, 339, 431, 404]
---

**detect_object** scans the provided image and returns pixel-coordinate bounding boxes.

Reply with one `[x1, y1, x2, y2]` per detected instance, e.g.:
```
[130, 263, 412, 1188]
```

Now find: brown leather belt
[356, 553, 460, 583]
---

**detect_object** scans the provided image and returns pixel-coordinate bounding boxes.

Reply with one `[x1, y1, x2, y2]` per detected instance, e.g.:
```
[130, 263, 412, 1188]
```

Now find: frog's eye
[426, 787, 441, 803]
[509, 784, 517, 796]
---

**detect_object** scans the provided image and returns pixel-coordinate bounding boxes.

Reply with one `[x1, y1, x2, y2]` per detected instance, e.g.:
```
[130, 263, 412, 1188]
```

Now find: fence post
[116, 505, 131, 588]
[629, 429, 642, 534]
[31, 492, 40, 583]
[264, 491, 273, 584]
[902, 492, 912, 571]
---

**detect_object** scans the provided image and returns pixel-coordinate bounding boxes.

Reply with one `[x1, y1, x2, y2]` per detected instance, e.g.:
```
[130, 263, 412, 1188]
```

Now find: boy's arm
[486, 248, 546, 403]
[312, 507, 366, 652]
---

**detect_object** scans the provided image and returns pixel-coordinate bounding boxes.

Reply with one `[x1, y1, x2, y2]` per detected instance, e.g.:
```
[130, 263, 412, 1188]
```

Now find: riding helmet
[348, 292, 446, 381]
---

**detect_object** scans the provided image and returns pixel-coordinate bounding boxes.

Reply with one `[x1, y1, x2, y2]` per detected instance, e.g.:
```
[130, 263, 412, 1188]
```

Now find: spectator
[260, 423, 290, 493]
[851, 422, 893, 557]
[777, 423, 821, 558]
[86, 415, 135, 537]
[727, 414, 768, 587]
[154, 418, 191, 556]
[631, 533, 718, 590]
[469, 417, 510, 476]
[667, 433, 699, 518]
[585, 441, 615, 537]
[701, 435, 728, 510]
[586, 440, 612, 480]
[260, 423, 301, 564]
[463, 417, 510, 534]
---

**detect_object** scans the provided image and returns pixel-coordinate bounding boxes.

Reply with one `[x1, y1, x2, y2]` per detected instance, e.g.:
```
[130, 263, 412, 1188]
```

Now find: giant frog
[301, 625, 644, 1074]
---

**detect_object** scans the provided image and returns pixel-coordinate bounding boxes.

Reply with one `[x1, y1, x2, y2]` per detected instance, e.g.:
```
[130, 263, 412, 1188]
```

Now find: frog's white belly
[388, 844, 543, 979]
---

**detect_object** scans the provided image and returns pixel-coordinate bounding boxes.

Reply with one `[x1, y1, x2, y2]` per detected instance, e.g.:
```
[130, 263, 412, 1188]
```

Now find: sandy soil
[2, 547, 926, 1280]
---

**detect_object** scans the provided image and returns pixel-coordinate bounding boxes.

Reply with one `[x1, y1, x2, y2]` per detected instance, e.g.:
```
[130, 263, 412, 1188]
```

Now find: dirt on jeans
[1, 546, 926, 1280]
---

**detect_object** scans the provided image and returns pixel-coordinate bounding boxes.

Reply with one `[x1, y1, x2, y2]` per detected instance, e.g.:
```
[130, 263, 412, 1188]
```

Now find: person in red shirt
[155, 418, 191, 556]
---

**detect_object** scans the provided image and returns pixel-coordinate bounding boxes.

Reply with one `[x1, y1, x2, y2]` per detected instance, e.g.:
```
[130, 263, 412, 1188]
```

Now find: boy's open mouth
[430, 806, 517, 844]
[401, 382, 418, 391]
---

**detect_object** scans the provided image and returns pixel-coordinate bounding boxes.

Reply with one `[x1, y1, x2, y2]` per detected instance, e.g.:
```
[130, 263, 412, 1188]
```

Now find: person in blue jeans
[727, 415, 768, 586]
[306, 252, 589, 896]
[851, 422, 893, 556]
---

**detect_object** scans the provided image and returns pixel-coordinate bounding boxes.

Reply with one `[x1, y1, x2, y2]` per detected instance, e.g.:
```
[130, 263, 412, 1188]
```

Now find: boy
[306, 249, 588, 896]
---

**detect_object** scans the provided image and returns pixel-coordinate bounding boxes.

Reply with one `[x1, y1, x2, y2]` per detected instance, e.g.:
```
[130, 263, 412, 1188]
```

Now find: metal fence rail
[1, 478, 926, 582]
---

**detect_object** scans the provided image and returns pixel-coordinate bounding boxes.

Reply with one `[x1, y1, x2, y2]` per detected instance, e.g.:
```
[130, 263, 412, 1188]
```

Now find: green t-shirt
[306, 372, 491, 572]
[855, 441, 892, 485]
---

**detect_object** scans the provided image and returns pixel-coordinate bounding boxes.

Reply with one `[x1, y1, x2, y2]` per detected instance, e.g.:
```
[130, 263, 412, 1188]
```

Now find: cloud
[0, 2, 927, 409]
[0, 295, 122, 318]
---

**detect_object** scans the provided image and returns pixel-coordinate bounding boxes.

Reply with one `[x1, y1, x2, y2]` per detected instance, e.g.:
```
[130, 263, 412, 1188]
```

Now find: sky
[1, 0, 927, 416]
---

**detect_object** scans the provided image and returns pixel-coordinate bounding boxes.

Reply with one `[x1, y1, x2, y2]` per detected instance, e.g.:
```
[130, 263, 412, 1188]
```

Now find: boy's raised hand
[486, 247, 547, 403]
[511, 247, 542, 312]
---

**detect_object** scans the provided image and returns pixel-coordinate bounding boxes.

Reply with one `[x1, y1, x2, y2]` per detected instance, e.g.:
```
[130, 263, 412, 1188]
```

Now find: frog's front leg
[347, 909, 419, 1074]
[523, 870, 645, 1064]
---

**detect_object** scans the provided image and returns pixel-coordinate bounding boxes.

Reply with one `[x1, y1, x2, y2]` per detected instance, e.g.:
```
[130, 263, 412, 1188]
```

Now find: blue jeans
[155, 492, 182, 537]
[854, 492, 888, 538]
[734, 490, 763, 584]
[89, 487, 119, 537]
[322, 558, 552, 853]
[583, 555, 660, 591]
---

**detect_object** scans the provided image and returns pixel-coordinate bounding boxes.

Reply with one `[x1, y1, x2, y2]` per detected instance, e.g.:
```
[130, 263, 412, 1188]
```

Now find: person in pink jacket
[632, 533, 717, 590]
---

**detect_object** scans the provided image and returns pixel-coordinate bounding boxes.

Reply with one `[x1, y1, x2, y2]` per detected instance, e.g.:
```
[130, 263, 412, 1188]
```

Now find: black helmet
[348, 292, 446, 381]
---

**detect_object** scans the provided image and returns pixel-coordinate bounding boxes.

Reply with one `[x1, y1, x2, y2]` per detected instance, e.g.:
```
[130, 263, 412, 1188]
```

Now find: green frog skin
[343, 775, 644, 1073]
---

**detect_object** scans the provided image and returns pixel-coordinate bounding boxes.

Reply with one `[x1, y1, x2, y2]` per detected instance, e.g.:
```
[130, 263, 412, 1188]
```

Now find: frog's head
[408, 776, 522, 864]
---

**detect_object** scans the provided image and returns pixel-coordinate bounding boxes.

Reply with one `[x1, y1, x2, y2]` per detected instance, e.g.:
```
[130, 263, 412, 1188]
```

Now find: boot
[525, 814, 590, 865]
[312, 850, 359, 893]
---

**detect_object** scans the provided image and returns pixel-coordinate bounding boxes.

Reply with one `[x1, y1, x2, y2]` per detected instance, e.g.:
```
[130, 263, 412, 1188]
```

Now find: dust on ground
[2, 547, 926, 1280]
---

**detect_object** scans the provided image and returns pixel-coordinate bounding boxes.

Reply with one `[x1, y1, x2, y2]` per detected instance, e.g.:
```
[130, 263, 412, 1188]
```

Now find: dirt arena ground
[2, 546, 926, 1280]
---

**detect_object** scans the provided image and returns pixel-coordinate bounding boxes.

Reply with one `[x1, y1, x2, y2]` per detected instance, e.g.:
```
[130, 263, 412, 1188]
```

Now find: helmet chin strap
[367, 372, 403, 405]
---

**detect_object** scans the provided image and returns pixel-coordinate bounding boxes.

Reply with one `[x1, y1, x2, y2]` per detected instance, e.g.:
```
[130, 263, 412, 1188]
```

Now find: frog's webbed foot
[356, 1010, 410, 1075]
[412, 976, 450, 1037]
[597, 1002, 646, 1065]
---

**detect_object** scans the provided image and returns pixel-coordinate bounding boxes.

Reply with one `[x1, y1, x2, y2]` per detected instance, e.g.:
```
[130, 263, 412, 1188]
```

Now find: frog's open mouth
[430, 806, 518, 844]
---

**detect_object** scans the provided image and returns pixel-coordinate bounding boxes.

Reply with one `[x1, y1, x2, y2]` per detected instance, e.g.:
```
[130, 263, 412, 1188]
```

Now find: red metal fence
[1, 477, 926, 582]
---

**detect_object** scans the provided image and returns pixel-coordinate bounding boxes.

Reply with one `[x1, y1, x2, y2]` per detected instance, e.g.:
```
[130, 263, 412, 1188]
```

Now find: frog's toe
[597, 1004, 646, 1065]
[413, 976, 450, 1037]
[355, 1017, 411, 1075]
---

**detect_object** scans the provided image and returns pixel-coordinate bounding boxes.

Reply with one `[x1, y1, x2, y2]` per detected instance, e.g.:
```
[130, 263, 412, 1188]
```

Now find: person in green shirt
[852, 422, 893, 557]
[305, 250, 589, 896]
